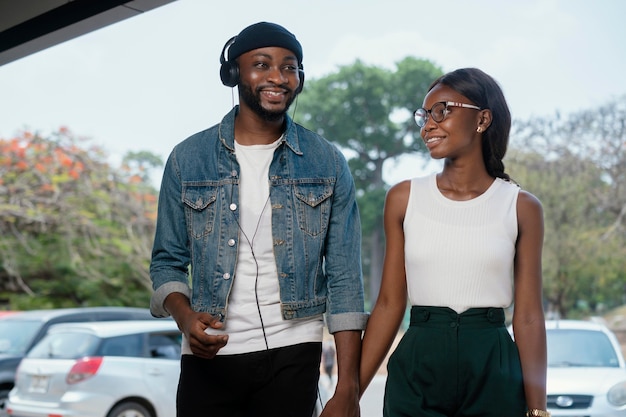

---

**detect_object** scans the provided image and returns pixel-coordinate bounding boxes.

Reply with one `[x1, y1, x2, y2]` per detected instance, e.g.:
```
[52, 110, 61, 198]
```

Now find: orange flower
[69, 169, 80, 179]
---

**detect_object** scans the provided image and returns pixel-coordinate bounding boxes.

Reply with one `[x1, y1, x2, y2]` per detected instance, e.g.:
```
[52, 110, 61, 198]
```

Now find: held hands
[179, 311, 228, 359]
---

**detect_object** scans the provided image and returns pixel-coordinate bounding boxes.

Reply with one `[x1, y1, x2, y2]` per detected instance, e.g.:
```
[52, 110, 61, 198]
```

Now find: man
[150, 22, 367, 417]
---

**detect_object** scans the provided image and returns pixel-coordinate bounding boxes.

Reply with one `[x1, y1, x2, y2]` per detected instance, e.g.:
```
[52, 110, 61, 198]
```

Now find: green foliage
[0, 128, 160, 309]
[509, 95, 626, 317]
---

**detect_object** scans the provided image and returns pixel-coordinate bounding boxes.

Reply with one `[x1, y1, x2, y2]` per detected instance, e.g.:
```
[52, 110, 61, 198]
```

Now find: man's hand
[180, 311, 228, 359]
[164, 293, 228, 359]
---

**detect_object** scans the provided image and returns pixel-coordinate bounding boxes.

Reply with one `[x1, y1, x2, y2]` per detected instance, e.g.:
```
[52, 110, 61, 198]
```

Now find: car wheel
[106, 401, 153, 417]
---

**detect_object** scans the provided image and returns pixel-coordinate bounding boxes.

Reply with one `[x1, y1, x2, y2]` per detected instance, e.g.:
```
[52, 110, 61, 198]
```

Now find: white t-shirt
[182, 136, 323, 355]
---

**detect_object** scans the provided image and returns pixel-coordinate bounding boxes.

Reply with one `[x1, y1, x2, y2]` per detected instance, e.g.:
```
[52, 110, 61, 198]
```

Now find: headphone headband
[220, 36, 237, 65]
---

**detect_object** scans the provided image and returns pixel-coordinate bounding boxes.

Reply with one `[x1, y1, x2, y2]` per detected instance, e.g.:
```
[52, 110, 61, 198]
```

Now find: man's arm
[320, 330, 361, 417]
[320, 146, 366, 417]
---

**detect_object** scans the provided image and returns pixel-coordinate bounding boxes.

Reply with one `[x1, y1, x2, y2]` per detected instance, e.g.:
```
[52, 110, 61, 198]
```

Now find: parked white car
[0, 306, 155, 416]
[7, 318, 331, 417]
[543, 319, 626, 417]
[6, 320, 181, 417]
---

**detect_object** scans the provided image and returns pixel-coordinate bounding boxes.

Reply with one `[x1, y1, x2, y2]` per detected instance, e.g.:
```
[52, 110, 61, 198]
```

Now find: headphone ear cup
[295, 69, 305, 94]
[219, 36, 239, 88]
[220, 61, 239, 87]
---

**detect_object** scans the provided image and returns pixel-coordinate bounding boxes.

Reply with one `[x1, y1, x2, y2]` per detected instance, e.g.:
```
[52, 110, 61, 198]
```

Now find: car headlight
[607, 381, 626, 407]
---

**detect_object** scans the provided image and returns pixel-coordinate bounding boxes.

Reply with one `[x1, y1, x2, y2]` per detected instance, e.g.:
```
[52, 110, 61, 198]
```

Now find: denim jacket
[150, 107, 367, 333]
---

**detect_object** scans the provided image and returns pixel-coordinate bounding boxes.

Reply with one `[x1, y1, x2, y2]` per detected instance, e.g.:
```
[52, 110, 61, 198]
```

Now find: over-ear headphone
[219, 36, 239, 88]
[219, 36, 305, 94]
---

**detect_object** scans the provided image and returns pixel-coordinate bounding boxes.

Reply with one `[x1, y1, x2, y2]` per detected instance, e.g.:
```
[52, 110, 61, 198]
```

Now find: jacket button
[228, 238, 236, 246]
[230, 203, 237, 211]
[223, 273, 231, 280]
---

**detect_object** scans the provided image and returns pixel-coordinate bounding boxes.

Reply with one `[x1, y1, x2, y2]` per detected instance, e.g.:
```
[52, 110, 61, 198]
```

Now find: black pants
[177, 342, 321, 417]
[385, 307, 526, 417]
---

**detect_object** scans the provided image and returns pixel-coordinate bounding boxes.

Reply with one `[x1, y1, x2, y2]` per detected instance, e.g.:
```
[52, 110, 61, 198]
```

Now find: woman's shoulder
[517, 189, 543, 210]
[516, 189, 544, 227]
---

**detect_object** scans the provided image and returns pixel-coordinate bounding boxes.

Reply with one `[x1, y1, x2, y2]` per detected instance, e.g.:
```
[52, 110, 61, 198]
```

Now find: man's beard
[239, 82, 295, 122]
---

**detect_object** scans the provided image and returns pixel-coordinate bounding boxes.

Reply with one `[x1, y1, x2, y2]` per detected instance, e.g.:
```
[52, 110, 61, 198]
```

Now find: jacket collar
[218, 106, 303, 155]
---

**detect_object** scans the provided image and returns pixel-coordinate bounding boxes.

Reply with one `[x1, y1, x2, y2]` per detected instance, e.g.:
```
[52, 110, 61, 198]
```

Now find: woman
[360, 68, 549, 417]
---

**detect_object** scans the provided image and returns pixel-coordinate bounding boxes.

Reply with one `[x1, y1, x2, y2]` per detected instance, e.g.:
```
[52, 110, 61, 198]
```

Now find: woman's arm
[512, 190, 548, 412]
[359, 180, 410, 395]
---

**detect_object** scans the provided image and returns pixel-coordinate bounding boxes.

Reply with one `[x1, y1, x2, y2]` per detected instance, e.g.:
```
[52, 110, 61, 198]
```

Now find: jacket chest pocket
[182, 185, 218, 238]
[294, 183, 333, 237]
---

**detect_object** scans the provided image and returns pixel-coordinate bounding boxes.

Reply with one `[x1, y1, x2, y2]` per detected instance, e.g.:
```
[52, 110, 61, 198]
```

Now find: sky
[1, 0, 625, 186]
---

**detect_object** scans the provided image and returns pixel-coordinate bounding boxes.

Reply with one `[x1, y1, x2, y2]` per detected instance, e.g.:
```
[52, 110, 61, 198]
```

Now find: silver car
[544, 319, 626, 417]
[6, 320, 181, 417]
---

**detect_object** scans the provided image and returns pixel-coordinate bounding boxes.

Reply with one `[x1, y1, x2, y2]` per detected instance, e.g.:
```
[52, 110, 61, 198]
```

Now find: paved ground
[360, 375, 386, 417]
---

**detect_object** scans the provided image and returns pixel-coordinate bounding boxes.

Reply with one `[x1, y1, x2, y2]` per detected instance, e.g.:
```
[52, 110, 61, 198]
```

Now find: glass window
[28, 332, 100, 359]
[99, 334, 143, 357]
[547, 329, 619, 367]
[149, 332, 181, 359]
[0, 319, 44, 355]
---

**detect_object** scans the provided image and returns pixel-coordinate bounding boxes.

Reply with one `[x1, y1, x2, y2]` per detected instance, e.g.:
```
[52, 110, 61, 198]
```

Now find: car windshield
[28, 332, 100, 359]
[547, 328, 619, 368]
[0, 319, 42, 355]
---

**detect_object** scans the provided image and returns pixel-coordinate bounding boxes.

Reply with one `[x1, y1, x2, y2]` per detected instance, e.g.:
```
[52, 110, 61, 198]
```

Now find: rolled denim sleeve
[149, 148, 192, 318]
[324, 149, 368, 333]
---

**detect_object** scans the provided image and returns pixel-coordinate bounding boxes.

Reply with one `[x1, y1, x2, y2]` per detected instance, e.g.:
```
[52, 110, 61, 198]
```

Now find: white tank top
[182, 137, 323, 356]
[403, 173, 519, 313]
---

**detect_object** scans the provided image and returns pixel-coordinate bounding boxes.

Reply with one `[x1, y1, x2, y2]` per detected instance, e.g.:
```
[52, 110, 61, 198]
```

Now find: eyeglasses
[414, 101, 481, 127]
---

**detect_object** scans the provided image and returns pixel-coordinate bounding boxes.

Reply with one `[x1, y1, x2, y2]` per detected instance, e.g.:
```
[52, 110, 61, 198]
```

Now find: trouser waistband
[410, 306, 505, 328]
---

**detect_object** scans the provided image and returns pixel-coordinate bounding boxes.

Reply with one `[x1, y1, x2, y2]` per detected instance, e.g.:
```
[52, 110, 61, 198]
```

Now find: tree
[506, 148, 608, 317]
[0, 128, 162, 309]
[509, 95, 626, 317]
[295, 58, 443, 306]
[122, 150, 164, 184]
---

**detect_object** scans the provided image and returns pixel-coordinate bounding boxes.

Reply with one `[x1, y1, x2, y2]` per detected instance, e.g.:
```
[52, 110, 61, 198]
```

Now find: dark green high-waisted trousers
[384, 306, 526, 417]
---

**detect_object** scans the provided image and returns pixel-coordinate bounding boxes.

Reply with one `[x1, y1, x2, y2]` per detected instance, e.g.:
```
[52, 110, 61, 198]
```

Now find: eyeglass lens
[414, 102, 447, 127]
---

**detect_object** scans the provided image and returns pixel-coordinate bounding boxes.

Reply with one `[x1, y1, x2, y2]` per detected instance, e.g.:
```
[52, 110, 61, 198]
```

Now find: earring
[476, 126, 483, 133]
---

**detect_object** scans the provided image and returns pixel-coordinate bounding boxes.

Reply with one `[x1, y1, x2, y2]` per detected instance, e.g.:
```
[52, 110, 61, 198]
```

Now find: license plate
[28, 375, 49, 393]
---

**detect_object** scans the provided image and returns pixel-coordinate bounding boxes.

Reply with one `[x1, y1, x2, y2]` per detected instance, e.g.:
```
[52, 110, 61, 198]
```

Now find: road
[360, 375, 386, 417]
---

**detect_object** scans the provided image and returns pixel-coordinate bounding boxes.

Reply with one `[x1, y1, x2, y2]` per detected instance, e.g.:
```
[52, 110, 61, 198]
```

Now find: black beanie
[227, 22, 303, 65]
